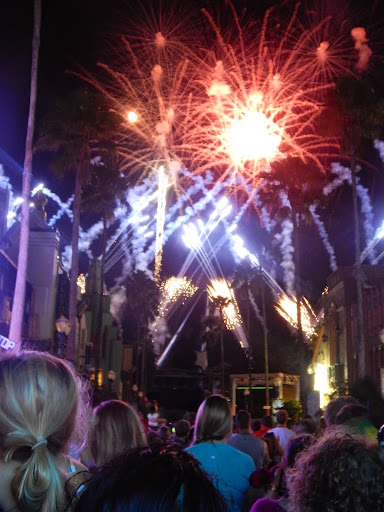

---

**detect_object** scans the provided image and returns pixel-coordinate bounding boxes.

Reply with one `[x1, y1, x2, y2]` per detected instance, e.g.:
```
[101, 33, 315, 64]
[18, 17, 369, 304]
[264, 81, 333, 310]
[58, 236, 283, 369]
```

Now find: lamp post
[55, 315, 71, 359]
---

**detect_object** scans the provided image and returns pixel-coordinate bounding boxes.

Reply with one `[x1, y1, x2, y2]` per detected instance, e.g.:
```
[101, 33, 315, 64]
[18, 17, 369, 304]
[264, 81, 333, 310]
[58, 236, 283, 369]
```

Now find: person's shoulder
[224, 443, 255, 466]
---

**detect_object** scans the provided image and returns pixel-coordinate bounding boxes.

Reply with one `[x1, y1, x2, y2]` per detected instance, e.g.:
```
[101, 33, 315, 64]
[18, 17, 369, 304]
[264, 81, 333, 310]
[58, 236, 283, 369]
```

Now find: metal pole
[220, 315, 225, 395]
[261, 270, 270, 415]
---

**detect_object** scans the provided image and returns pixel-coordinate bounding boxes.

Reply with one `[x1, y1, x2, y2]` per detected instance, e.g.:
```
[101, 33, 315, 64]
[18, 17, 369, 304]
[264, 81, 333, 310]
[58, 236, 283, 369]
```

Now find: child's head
[91, 400, 146, 466]
[0, 351, 87, 512]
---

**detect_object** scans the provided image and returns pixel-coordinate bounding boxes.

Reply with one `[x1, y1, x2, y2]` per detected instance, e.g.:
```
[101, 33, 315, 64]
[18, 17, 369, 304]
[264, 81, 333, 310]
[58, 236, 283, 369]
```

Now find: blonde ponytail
[0, 352, 88, 512]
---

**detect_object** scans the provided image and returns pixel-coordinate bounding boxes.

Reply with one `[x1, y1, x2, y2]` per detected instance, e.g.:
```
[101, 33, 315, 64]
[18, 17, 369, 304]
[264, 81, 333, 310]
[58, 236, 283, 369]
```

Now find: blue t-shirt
[186, 442, 255, 512]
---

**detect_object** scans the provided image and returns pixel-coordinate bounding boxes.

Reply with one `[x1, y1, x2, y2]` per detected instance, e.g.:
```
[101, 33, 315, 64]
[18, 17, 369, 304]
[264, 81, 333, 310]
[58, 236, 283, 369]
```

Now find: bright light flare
[207, 278, 242, 330]
[31, 183, 44, 196]
[127, 111, 138, 123]
[77, 273, 86, 294]
[224, 109, 282, 167]
[275, 294, 318, 340]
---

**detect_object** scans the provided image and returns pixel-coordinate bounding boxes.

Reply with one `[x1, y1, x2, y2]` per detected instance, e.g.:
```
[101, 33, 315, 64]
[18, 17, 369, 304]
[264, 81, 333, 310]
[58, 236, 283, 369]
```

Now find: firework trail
[44, 190, 73, 225]
[275, 218, 295, 295]
[309, 205, 338, 272]
[374, 140, 384, 163]
[154, 166, 168, 283]
[324, 163, 376, 262]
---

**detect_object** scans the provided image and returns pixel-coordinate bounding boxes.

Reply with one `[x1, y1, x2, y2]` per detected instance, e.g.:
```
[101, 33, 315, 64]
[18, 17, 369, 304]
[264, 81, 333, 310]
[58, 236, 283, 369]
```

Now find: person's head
[251, 419, 261, 432]
[91, 400, 146, 467]
[289, 433, 384, 512]
[335, 403, 368, 425]
[276, 409, 288, 426]
[323, 396, 359, 428]
[283, 433, 316, 469]
[236, 410, 250, 431]
[184, 411, 196, 426]
[74, 444, 228, 512]
[156, 425, 171, 442]
[293, 419, 316, 435]
[0, 351, 87, 512]
[194, 395, 232, 444]
[174, 420, 190, 439]
[261, 415, 273, 428]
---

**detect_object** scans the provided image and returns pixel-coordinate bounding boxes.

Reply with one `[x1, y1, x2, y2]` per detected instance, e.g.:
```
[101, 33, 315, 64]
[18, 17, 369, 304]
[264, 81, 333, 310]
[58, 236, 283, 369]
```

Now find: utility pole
[261, 270, 270, 415]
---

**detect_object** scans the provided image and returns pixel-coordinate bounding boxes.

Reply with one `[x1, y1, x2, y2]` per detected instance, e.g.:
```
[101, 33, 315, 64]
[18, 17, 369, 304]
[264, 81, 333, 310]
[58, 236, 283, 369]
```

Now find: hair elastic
[32, 437, 48, 451]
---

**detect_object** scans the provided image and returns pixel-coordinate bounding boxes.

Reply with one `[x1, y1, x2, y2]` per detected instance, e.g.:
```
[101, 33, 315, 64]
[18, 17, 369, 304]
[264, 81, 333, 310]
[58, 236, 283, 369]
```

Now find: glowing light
[77, 274, 86, 294]
[154, 166, 168, 284]
[13, 197, 23, 207]
[182, 223, 201, 249]
[275, 294, 318, 340]
[314, 363, 328, 408]
[31, 183, 44, 196]
[207, 278, 242, 330]
[224, 109, 282, 167]
[7, 212, 16, 220]
[127, 111, 138, 123]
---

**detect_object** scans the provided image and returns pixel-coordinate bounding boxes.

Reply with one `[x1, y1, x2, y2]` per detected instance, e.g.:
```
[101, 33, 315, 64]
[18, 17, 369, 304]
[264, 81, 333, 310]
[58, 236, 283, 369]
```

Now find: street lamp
[55, 315, 71, 359]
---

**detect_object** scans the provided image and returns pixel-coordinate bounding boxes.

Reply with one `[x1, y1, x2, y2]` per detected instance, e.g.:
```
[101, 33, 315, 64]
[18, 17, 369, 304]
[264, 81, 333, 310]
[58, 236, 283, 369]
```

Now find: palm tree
[122, 270, 159, 394]
[81, 142, 129, 376]
[259, 157, 327, 413]
[36, 89, 118, 361]
[333, 76, 384, 379]
[9, 0, 41, 346]
[232, 262, 271, 415]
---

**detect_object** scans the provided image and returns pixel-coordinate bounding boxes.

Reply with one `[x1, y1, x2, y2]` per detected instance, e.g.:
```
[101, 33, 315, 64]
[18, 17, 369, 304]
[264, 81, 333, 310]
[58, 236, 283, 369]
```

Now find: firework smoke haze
[351, 27, 372, 72]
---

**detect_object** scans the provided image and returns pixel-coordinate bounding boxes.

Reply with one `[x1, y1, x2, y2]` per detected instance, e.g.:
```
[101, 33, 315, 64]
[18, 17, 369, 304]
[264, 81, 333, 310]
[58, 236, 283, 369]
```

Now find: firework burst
[207, 278, 242, 331]
[158, 276, 198, 317]
[185, 2, 348, 194]
[275, 294, 318, 340]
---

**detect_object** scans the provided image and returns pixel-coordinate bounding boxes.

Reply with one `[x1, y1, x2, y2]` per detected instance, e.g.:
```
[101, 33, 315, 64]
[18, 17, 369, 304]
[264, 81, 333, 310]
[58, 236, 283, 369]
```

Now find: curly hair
[288, 432, 384, 512]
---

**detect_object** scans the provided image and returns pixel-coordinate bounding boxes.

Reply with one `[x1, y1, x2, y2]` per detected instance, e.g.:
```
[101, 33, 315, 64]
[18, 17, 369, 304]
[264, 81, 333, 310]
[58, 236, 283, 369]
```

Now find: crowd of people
[0, 350, 384, 511]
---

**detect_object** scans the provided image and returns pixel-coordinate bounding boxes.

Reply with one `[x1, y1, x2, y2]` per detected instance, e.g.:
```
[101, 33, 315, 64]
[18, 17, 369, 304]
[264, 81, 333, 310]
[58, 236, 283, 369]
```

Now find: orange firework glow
[184, 2, 353, 193]
[74, 2, 201, 195]
[73, 2, 356, 201]
[275, 294, 318, 340]
[207, 278, 242, 330]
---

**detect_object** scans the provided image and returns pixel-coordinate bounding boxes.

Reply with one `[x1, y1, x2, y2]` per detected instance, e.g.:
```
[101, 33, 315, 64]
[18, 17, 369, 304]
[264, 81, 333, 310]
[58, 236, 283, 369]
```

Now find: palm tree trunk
[95, 214, 107, 378]
[9, 0, 41, 346]
[292, 209, 306, 415]
[261, 272, 270, 415]
[67, 165, 81, 362]
[351, 145, 365, 379]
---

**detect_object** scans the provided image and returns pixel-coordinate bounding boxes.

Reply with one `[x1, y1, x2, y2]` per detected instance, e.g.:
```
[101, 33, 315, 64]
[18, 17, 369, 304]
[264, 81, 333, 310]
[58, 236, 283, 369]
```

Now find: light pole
[260, 270, 271, 415]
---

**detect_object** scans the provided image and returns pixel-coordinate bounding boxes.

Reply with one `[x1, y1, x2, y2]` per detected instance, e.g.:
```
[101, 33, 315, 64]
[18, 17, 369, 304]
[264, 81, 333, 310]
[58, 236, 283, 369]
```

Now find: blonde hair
[0, 351, 87, 512]
[193, 395, 233, 444]
[91, 400, 146, 467]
